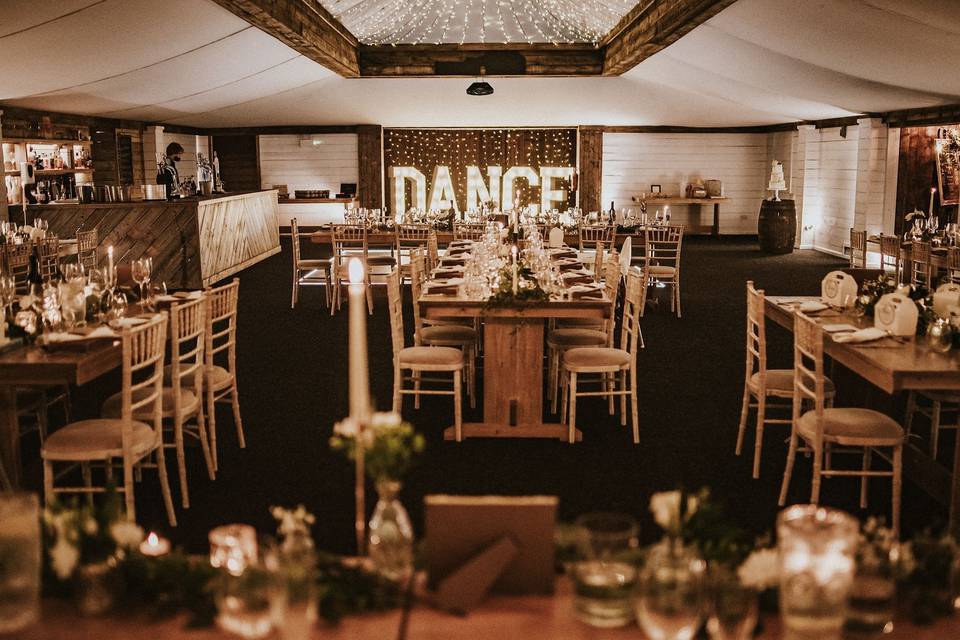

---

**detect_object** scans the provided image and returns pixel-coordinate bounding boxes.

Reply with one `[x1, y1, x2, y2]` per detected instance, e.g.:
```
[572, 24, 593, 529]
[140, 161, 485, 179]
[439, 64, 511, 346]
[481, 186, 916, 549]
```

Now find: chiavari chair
[290, 218, 332, 309]
[386, 269, 464, 440]
[645, 225, 684, 317]
[395, 224, 432, 282]
[560, 267, 643, 444]
[878, 234, 901, 279]
[109, 296, 214, 508]
[37, 237, 59, 280]
[949, 247, 960, 284]
[42, 314, 177, 525]
[4, 243, 32, 295]
[77, 228, 98, 272]
[779, 312, 904, 533]
[849, 228, 868, 268]
[199, 279, 245, 471]
[426, 231, 439, 272]
[735, 282, 835, 479]
[578, 224, 612, 274]
[904, 389, 960, 461]
[453, 222, 486, 241]
[548, 251, 622, 414]
[330, 224, 378, 314]
[909, 241, 932, 288]
[409, 249, 476, 408]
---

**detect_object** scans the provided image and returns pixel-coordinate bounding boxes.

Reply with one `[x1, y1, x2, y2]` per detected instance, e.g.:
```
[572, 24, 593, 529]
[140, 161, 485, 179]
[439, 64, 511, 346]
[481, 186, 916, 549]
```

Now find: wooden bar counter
[22, 190, 281, 289]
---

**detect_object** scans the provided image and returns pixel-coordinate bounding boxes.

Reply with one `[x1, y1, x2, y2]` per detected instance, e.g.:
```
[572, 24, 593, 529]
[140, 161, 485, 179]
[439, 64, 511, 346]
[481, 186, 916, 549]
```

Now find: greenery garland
[485, 264, 551, 307]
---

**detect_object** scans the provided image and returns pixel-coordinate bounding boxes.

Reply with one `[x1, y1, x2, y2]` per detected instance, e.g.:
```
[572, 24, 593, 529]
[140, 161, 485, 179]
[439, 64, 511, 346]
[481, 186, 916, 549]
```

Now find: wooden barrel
[758, 199, 797, 254]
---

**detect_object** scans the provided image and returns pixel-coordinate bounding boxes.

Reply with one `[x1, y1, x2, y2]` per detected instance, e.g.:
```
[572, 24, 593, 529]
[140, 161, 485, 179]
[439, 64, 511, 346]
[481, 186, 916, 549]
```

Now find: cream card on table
[873, 293, 919, 337]
[821, 270, 858, 307]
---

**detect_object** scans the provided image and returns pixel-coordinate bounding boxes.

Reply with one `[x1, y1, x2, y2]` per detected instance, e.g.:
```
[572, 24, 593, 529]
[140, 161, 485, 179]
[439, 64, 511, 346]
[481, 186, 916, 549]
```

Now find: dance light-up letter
[389, 166, 426, 218]
[539, 166, 575, 212]
[465, 166, 502, 211]
[501, 166, 539, 211]
[428, 165, 459, 212]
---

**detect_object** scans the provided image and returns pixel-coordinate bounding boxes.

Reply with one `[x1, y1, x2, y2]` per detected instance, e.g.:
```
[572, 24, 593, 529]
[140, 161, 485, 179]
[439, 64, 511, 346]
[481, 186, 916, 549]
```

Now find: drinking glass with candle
[210, 524, 258, 576]
[571, 513, 639, 628]
[0, 493, 41, 633]
[777, 505, 858, 640]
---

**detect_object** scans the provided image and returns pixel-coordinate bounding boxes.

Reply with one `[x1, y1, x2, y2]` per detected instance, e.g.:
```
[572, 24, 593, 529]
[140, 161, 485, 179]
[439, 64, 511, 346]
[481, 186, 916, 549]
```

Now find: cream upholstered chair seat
[298, 258, 331, 269]
[398, 346, 463, 367]
[797, 409, 903, 446]
[420, 325, 477, 343]
[563, 347, 631, 370]
[102, 387, 200, 419]
[548, 328, 608, 348]
[165, 364, 232, 390]
[367, 254, 398, 266]
[42, 419, 157, 461]
[648, 265, 676, 276]
[750, 370, 835, 396]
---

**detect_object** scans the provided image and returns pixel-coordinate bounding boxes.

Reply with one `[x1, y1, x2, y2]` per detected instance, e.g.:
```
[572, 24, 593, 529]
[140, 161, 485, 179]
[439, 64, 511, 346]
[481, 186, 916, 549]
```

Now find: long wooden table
[18, 579, 960, 640]
[419, 296, 610, 442]
[0, 338, 121, 487]
[765, 296, 960, 530]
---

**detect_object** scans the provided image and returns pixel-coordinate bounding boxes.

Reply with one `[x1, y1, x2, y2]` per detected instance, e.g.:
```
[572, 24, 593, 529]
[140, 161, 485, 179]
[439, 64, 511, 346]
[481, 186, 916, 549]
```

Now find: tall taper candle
[512, 245, 519, 296]
[930, 187, 936, 216]
[347, 258, 369, 554]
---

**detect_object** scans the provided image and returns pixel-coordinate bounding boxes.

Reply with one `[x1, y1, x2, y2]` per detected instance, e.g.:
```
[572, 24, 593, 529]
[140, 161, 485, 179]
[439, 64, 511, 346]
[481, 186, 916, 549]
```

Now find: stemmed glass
[0, 275, 15, 333]
[131, 258, 152, 304]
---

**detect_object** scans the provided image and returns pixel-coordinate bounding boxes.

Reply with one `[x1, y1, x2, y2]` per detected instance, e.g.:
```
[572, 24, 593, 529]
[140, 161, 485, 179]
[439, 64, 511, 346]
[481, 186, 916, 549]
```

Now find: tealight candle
[209, 524, 257, 576]
[139, 531, 170, 557]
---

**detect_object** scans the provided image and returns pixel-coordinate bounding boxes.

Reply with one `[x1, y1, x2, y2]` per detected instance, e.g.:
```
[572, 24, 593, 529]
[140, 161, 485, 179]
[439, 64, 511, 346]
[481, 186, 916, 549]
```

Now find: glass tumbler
[571, 512, 639, 628]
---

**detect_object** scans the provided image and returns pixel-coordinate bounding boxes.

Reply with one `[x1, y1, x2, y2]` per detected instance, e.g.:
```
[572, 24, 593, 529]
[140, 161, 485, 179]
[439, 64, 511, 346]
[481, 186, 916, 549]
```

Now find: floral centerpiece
[485, 262, 551, 307]
[856, 276, 936, 334]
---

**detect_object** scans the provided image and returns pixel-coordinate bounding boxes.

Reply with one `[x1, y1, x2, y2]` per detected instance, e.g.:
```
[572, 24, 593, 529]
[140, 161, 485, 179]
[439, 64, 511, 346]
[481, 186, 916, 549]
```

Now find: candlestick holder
[777, 505, 858, 640]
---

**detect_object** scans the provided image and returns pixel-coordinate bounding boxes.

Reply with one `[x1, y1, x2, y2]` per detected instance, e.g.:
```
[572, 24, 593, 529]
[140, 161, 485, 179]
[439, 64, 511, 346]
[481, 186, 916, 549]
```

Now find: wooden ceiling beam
[209, 0, 359, 77]
[602, 0, 738, 76]
[358, 43, 604, 77]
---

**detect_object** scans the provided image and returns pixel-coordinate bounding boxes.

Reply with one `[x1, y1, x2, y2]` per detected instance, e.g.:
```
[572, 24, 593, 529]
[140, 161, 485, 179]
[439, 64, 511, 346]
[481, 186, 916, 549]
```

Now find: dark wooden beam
[884, 103, 960, 128]
[359, 43, 603, 77]
[602, 0, 738, 76]
[357, 125, 383, 209]
[205, 125, 359, 136]
[208, 0, 359, 77]
[578, 126, 603, 213]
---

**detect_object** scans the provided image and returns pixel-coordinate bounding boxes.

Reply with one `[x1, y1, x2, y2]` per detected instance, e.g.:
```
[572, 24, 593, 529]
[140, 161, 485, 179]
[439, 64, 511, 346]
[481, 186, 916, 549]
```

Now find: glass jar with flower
[269, 505, 318, 640]
[330, 412, 424, 582]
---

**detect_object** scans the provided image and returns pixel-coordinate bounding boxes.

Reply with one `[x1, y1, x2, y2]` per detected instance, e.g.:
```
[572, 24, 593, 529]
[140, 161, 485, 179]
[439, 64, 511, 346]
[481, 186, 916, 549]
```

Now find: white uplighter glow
[349, 258, 364, 285]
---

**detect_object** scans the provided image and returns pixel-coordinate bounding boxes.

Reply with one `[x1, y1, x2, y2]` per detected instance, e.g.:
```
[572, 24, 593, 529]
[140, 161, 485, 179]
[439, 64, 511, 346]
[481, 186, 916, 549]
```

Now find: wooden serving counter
[20, 190, 281, 289]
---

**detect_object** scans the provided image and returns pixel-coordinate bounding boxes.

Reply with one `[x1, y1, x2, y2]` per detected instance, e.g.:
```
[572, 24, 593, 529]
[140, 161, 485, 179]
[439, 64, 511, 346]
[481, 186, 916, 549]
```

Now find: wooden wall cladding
[196, 191, 280, 285]
[578, 127, 603, 214]
[213, 135, 261, 192]
[357, 125, 383, 209]
[896, 125, 949, 235]
[383, 128, 577, 212]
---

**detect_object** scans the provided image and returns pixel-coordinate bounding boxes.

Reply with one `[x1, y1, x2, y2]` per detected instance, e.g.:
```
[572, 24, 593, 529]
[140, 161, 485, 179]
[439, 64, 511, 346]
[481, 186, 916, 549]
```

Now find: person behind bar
[157, 142, 184, 200]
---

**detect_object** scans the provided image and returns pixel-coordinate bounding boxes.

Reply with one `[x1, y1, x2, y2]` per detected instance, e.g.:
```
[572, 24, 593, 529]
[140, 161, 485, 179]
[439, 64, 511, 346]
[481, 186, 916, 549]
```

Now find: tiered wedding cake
[768, 160, 786, 201]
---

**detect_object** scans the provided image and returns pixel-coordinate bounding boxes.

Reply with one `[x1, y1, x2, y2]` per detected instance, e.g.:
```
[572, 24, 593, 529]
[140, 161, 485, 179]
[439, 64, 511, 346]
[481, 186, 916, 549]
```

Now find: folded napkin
[832, 327, 887, 344]
[173, 290, 203, 299]
[446, 248, 471, 256]
[563, 274, 595, 285]
[550, 250, 578, 260]
[557, 262, 584, 272]
[41, 332, 84, 344]
[571, 289, 605, 300]
[426, 285, 460, 295]
[440, 259, 466, 267]
[799, 301, 828, 313]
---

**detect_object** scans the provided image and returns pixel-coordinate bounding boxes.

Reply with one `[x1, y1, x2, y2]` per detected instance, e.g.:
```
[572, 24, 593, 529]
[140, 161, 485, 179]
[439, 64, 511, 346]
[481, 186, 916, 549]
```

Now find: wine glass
[131, 258, 152, 302]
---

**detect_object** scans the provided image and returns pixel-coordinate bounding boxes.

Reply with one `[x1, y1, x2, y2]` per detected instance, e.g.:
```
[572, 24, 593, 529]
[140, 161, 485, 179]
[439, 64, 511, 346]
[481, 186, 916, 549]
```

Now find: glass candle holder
[571, 512, 639, 628]
[0, 493, 41, 633]
[777, 505, 858, 640]
[210, 524, 258, 577]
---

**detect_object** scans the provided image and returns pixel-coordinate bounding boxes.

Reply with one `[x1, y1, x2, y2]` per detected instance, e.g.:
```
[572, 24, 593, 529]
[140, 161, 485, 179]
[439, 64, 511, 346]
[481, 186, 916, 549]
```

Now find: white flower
[738, 548, 779, 590]
[50, 539, 80, 580]
[271, 504, 316, 539]
[333, 417, 360, 437]
[110, 521, 144, 548]
[649, 491, 699, 535]
[370, 412, 402, 429]
[82, 517, 98, 536]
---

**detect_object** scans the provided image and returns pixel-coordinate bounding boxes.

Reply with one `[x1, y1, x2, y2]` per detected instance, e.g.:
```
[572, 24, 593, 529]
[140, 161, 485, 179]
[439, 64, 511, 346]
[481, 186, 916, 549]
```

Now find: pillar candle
[347, 258, 370, 421]
[512, 246, 518, 296]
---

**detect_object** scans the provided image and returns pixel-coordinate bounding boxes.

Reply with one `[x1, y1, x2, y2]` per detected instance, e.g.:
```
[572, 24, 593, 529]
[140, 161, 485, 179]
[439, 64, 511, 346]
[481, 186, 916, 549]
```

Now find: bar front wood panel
[197, 190, 280, 285]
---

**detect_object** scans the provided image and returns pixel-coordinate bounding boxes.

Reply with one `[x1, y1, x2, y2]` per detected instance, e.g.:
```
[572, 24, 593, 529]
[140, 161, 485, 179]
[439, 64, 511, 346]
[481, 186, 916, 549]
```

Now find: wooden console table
[644, 197, 728, 236]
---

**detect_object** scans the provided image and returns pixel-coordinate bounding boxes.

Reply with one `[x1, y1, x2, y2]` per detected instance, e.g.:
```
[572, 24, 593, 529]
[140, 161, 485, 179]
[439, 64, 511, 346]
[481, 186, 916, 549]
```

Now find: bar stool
[779, 312, 904, 533]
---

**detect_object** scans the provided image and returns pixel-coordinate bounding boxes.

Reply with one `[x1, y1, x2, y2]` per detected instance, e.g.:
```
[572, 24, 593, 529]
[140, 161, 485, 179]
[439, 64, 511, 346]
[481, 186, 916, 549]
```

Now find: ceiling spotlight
[466, 66, 493, 96]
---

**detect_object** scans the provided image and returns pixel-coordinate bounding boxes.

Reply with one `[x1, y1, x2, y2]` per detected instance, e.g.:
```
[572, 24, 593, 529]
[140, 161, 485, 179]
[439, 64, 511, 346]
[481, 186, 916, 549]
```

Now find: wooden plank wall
[578, 127, 603, 213]
[196, 191, 280, 285]
[212, 135, 260, 192]
[357, 125, 383, 209]
[896, 125, 946, 236]
[258, 133, 359, 195]
[601, 132, 768, 234]
[807, 126, 860, 255]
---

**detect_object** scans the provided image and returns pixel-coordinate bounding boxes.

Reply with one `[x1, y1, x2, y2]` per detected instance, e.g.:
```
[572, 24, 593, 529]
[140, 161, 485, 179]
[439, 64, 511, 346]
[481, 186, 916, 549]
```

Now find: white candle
[512, 246, 519, 296]
[347, 258, 370, 421]
[930, 188, 936, 216]
[139, 531, 171, 557]
[107, 245, 114, 274]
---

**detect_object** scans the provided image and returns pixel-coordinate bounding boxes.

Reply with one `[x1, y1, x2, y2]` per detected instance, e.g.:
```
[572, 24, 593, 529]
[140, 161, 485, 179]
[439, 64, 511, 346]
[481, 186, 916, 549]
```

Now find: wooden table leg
[951, 423, 960, 536]
[0, 386, 21, 489]
[713, 203, 720, 237]
[442, 316, 581, 441]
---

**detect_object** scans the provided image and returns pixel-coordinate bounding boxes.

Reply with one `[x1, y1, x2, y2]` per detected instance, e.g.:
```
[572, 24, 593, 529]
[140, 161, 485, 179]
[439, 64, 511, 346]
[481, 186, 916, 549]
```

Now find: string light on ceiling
[323, 0, 634, 46]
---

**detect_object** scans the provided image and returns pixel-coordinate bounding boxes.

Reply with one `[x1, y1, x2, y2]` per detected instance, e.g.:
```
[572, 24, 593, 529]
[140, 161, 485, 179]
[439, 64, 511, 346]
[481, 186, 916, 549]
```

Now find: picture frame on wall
[650, 184, 661, 194]
[935, 133, 960, 206]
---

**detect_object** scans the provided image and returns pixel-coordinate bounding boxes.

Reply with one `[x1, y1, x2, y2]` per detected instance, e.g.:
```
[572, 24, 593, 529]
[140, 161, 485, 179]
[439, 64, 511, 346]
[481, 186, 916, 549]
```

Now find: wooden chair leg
[630, 366, 639, 444]
[154, 446, 177, 527]
[675, 280, 682, 318]
[43, 460, 54, 505]
[207, 385, 218, 472]
[231, 383, 245, 449]
[123, 455, 136, 522]
[413, 372, 422, 410]
[904, 391, 916, 438]
[291, 269, 298, 309]
[174, 414, 189, 509]
[195, 403, 215, 481]
[607, 373, 615, 415]
[860, 447, 872, 509]
[81, 462, 93, 507]
[392, 365, 402, 413]
[753, 396, 767, 479]
[619, 370, 627, 425]
[468, 347, 476, 410]
[0, 457, 10, 491]
[735, 384, 750, 456]
[560, 370, 569, 426]
[454, 371, 463, 442]
[931, 400, 942, 460]
[892, 445, 902, 535]
[568, 372, 578, 444]
[779, 431, 799, 506]
[810, 447, 824, 506]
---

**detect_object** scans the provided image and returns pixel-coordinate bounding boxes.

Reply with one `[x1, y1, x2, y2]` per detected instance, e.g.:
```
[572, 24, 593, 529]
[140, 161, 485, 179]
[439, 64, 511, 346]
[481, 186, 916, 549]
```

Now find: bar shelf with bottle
[3, 137, 94, 206]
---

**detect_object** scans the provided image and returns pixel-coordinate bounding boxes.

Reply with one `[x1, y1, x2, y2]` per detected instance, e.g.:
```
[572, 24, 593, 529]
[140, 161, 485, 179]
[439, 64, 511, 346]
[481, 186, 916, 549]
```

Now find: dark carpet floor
[22, 236, 946, 553]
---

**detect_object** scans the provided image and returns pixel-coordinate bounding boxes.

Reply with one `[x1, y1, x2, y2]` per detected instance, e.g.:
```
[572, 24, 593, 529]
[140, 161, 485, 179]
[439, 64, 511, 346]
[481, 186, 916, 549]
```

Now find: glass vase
[368, 480, 414, 582]
[635, 538, 706, 640]
[271, 531, 319, 640]
[707, 566, 758, 640]
[74, 560, 118, 616]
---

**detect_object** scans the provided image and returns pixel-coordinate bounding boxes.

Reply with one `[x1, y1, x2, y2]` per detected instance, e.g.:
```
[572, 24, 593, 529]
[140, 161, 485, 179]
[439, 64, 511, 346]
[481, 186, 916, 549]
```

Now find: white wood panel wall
[601, 132, 768, 234]
[805, 126, 860, 256]
[258, 134, 358, 194]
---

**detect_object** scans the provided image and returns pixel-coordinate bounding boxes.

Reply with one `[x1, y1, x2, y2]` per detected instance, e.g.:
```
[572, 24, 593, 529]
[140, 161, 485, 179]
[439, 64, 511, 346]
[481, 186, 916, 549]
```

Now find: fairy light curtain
[383, 128, 577, 213]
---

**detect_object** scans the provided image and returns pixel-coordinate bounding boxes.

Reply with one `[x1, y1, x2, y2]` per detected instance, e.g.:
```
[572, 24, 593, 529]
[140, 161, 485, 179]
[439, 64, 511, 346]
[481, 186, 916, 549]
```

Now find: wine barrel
[758, 199, 797, 254]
